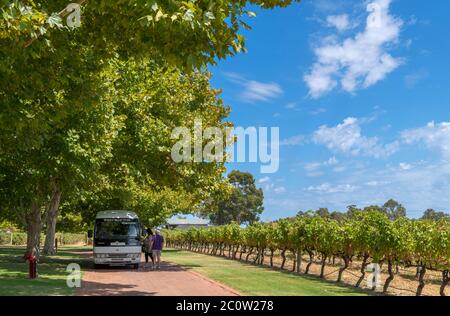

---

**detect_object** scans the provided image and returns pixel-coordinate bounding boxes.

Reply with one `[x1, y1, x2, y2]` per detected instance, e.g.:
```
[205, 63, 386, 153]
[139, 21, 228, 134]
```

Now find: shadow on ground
[77, 280, 156, 296]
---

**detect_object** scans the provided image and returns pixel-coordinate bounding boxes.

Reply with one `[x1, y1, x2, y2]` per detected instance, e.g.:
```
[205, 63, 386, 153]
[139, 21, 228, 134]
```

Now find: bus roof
[95, 210, 139, 220]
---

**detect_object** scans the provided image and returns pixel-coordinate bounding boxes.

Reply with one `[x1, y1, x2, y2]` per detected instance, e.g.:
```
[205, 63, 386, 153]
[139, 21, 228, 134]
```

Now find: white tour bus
[89, 210, 144, 269]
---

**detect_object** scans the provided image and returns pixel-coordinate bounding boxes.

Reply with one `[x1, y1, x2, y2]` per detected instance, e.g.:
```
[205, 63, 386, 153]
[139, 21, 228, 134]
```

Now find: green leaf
[47, 13, 63, 28]
[183, 9, 194, 22]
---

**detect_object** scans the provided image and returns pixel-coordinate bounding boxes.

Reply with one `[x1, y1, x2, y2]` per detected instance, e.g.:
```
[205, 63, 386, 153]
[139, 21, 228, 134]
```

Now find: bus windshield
[94, 219, 140, 240]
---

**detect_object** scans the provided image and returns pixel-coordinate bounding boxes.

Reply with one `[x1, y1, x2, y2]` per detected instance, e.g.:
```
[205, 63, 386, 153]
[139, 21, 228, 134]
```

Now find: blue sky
[208, 0, 450, 220]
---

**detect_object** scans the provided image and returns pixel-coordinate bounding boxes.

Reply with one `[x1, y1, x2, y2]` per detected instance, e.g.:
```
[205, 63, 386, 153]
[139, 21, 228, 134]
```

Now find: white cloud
[274, 186, 286, 194]
[401, 122, 450, 158]
[262, 181, 286, 194]
[399, 162, 413, 170]
[326, 14, 351, 32]
[309, 107, 327, 115]
[280, 135, 305, 146]
[333, 166, 347, 173]
[313, 117, 399, 158]
[304, 0, 403, 98]
[242, 81, 283, 102]
[327, 156, 339, 165]
[258, 176, 270, 184]
[304, 162, 322, 172]
[306, 182, 358, 193]
[285, 102, 298, 109]
[225, 72, 283, 103]
[304, 157, 339, 172]
[404, 69, 429, 89]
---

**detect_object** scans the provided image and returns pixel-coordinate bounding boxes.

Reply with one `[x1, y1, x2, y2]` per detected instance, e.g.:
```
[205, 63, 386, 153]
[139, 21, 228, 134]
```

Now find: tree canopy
[205, 170, 264, 225]
[0, 0, 299, 255]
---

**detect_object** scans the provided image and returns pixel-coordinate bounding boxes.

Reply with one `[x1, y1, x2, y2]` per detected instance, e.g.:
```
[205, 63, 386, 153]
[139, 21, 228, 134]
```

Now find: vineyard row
[165, 211, 450, 296]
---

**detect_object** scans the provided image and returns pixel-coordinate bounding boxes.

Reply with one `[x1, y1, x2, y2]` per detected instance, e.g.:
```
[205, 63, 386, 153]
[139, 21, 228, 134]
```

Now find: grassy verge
[0, 246, 90, 296]
[163, 249, 374, 296]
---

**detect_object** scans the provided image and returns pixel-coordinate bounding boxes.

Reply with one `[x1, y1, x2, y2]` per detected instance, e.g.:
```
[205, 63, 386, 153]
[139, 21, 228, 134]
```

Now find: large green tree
[421, 209, 450, 221]
[1, 0, 298, 255]
[71, 59, 233, 229]
[382, 199, 407, 221]
[0, 52, 123, 254]
[206, 170, 264, 225]
[1, 0, 298, 68]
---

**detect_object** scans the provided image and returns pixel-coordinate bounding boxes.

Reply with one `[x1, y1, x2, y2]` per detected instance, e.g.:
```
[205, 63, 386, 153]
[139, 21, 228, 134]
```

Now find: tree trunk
[269, 249, 274, 267]
[320, 254, 327, 278]
[233, 245, 238, 259]
[253, 248, 260, 264]
[25, 202, 42, 257]
[245, 247, 253, 262]
[43, 188, 62, 255]
[239, 246, 245, 260]
[292, 255, 296, 272]
[356, 254, 369, 287]
[337, 256, 350, 282]
[383, 260, 395, 293]
[416, 265, 426, 296]
[280, 249, 287, 269]
[296, 250, 301, 273]
[440, 270, 449, 296]
[305, 250, 314, 275]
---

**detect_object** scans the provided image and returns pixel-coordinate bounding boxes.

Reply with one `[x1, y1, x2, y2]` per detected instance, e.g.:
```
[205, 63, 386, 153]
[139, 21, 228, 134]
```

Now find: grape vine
[165, 211, 450, 296]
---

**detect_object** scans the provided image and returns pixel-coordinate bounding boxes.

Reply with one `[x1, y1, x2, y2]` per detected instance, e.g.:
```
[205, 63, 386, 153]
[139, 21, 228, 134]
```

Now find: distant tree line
[297, 199, 449, 222]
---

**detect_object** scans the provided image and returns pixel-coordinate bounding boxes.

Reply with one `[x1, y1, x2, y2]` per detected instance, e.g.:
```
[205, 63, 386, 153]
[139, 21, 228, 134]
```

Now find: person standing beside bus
[144, 228, 154, 269]
[151, 229, 164, 270]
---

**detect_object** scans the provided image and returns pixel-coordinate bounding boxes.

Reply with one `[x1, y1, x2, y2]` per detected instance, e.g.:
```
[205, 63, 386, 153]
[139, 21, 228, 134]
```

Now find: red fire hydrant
[25, 253, 37, 279]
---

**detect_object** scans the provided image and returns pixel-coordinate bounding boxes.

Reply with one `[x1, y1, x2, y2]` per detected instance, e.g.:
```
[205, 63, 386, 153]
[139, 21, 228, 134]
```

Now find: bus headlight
[95, 254, 107, 258]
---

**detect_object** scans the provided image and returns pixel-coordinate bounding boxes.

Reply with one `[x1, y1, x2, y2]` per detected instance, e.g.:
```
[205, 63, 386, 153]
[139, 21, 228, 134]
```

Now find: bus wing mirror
[87, 229, 93, 238]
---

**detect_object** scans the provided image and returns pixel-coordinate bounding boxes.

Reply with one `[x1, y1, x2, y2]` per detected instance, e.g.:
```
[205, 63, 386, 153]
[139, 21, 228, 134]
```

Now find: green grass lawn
[163, 249, 373, 296]
[0, 246, 90, 296]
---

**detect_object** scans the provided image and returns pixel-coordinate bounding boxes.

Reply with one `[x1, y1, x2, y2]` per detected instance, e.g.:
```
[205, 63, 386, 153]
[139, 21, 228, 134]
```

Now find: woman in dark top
[144, 228, 154, 268]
